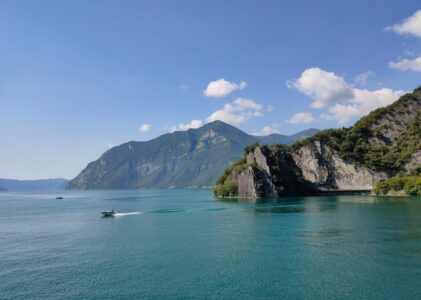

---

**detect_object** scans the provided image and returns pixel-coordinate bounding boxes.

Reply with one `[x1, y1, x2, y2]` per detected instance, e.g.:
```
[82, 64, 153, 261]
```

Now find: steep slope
[214, 87, 421, 197]
[0, 178, 69, 191]
[68, 121, 319, 189]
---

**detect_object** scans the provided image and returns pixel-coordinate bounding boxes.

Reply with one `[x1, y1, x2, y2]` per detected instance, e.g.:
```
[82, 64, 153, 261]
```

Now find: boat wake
[114, 212, 142, 217]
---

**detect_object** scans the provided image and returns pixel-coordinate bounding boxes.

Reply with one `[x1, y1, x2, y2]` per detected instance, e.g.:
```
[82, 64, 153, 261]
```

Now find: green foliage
[244, 143, 260, 155]
[213, 158, 248, 197]
[409, 167, 421, 176]
[373, 176, 421, 196]
[213, 180, 239, 197]
[290, 128, 343, 152]
[215, 158, 247, 184]
[290, 90, 421, 174]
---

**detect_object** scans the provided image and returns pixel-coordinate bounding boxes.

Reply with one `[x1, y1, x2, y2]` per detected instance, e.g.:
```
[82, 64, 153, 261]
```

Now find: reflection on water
[253, 204, 336, 214]
[302, 228, 353, 238]
[220, 195, 421, 214]
[220, 196, 338, 214]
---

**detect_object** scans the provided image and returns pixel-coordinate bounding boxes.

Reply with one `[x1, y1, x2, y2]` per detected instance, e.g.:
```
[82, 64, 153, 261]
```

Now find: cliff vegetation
[214, 87, 421, 198]
[291, 90, 421, 174]
[373, 168, 421, 196]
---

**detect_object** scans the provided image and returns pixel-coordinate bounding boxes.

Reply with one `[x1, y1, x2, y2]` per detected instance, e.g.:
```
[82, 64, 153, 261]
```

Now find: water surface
[1, 190, 421, 299]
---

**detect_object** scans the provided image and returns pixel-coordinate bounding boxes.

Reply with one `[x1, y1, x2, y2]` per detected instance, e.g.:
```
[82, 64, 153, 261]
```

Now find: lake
[1, 189, 421, 299]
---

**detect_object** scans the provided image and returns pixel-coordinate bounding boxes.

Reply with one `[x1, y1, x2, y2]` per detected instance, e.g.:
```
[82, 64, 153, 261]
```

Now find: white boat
[101, 209, 118, 217]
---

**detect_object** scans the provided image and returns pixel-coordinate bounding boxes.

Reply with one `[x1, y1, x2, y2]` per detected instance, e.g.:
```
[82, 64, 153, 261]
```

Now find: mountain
[256, 128, 319, 145]
[214, 87, 421, 198]
[67, 121, 319, 189]
[0, 178, 69, 191]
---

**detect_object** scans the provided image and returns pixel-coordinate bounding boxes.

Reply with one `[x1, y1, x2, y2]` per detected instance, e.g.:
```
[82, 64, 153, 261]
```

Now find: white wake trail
[114, 212, 142, 217]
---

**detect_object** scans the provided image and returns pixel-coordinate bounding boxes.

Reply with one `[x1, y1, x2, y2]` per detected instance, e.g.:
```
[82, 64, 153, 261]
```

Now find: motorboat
[101, 209, 118, 217]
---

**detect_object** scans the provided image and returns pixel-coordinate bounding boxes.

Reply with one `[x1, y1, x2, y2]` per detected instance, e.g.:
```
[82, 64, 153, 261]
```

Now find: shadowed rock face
[234, 146, 316, 197]
[245, 148, 278, 197]
[215, 87, 421, 198]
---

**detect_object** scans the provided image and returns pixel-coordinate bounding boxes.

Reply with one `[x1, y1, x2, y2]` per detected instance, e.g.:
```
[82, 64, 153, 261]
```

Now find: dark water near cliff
[1, 190, 421, 299]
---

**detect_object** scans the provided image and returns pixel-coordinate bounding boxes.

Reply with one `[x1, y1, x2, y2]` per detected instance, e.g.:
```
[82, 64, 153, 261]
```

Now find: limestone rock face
[369, 96, 420, 146]
[330, 154, 387, 190]
[240, 149, 278, 198]
[292, 141, 387, 190]
[235, 143, 389, 198]
[238, 168, 257, 198]
[292, 142, 329, 185]
[246, 147, 270, 173]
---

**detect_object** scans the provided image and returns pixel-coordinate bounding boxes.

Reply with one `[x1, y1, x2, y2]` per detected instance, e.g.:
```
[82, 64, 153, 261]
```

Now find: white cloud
[291, 67, 406, 125]
[321, 88, 406, 124]
[107, 143, 114, 149]
[170, 119, 203, 132]
[179, 84, 189, 91]
[206, 98, 265, 125]
[389, 56, 421, 71]
[321, 104, 362, 125]
[354, 70, 375, 85]
[385, 10, 421, 38]
[287, 112, 315, 124]
[230, 98, 263, 111]
[139, 124, 151, 133]
[203, 78, 247, 97]
[251, 126, 280, 136]
[289, 67, 354, 108]
[352, 88, 405, 110]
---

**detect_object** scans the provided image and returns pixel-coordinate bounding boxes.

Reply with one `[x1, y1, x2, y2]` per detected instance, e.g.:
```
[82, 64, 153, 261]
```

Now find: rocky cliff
[214, 87, 421, 198]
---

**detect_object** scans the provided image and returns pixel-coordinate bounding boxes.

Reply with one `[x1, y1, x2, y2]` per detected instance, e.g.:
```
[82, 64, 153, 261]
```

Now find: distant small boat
[56, 197, 63, 199]
[101, 209, 118, 217]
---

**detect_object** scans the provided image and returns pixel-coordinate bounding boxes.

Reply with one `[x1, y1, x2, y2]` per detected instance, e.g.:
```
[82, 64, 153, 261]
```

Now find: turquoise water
[1, 190, 421, 299]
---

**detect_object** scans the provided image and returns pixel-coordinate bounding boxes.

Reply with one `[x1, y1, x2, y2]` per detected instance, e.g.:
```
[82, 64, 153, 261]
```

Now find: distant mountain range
[68, 121, 319, 189]
[0, 178, 69, 191]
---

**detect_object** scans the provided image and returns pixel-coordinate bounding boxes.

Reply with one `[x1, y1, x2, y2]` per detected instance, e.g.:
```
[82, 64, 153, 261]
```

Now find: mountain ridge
[0, 178, 69, 191]
[67, 121, 319, 189]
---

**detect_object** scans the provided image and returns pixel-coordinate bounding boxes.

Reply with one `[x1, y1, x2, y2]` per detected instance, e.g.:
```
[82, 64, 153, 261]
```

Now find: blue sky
[1, 0, 421, 179]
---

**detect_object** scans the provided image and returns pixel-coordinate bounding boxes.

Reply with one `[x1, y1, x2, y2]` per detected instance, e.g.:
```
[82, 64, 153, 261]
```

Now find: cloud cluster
[139, 124, 151, 133]
[354, 70, 375, 85]
[385, 10, 421, 38]
[170, 120, 202, 132]
[291, 68, 405, 124]
[387, 10, 421, 72]
[206, 98, 265, 125]
[389, 56, 421, 72]
[287, 112, 315, 124]
[204, 78, 247, 98]
[289, 67, 354, 108]
[251, 126, 280, 136]
[322, 87, 405, 124]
